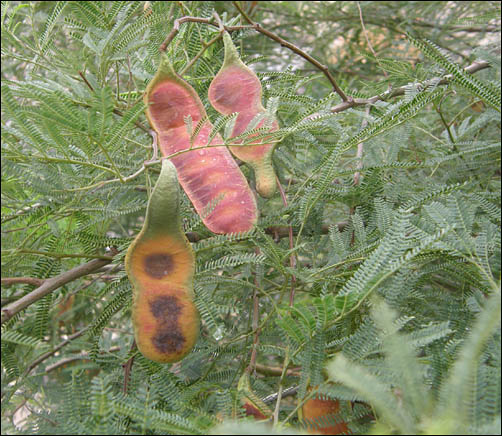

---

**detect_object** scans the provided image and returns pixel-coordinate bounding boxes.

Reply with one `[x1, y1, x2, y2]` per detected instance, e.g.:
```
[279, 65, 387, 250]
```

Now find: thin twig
[263, 385, 298, 404]
[246, 247, 262, 375]
[43, 345, 122, 373]
[122, 340, 137, 394]
[113, 107, 150, 133]
[78, 71, 94, 91]
[2, 203, 43, 224]
[159, 16, 217, 52]
[435, 93, 456, 143]
[276, 178, 297, 305]
[212, 10, 225, 32]
[232, 1, 349, 101]
[23, 328, 89, 375]
[272, 177, 298, 424]
[179, 33, 223, 76]
[2, 249, 114, 261]
[356, 2, 388, 78]
[255, 363, 301, 378]
[353, 106, 371, 186]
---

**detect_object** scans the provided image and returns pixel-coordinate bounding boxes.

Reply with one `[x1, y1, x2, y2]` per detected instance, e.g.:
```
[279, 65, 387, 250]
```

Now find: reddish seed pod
[302, 391, 351, 435]
[145, 54, 258, 234]
[209, 32, 279, 198]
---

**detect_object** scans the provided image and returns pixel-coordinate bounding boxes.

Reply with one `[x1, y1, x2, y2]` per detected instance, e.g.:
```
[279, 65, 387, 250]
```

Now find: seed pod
[302, 390, 351, 435]
[125, 159, 198, 363]
[208, 32, 278, 198]
[144, 54, 258, 234]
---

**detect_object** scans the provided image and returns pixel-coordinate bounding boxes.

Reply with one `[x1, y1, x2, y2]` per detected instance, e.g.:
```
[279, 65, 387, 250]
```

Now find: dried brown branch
[78, 71, 94, 91]
[155, 12, 490, 121]
[1, 277, 45, 287]
[1, 251, 117, 325]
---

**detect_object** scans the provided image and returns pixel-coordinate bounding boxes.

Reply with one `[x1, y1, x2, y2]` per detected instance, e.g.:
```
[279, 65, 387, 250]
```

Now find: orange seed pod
[125, 160, 198, 363]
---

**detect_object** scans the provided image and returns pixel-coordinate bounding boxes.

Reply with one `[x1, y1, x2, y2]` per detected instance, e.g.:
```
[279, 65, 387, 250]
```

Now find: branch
[24, 328, 89, 376]
[44, 345, 123, 373]
[158, 9, 349, 102]
[2, 203, 43, 224]
[255, 363, 301, 378]
[232, 1, 349, 101]
[156, 14, 490, 117]
[330, 60, 491, 113]
[3, 249, 114, 260]
[1, 252, 116, 325]
[185, 222, 348, 243]
[263, 385, 298, 404]
[1, 277, 45, 287]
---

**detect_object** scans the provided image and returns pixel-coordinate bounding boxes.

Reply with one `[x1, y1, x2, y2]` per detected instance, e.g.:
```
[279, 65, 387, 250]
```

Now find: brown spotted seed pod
[125, 159, 198, 363]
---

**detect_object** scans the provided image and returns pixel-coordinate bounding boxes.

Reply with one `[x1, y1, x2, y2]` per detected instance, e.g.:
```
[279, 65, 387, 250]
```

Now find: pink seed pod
[209, 32, 278, 198]
[144, 55, 257, 234]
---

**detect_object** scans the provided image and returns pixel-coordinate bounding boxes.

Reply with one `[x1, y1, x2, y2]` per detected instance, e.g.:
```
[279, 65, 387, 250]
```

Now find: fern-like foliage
[328, 293, 501, 434]
[1, 1, 500, 435]
[408, 35, 501, 111]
